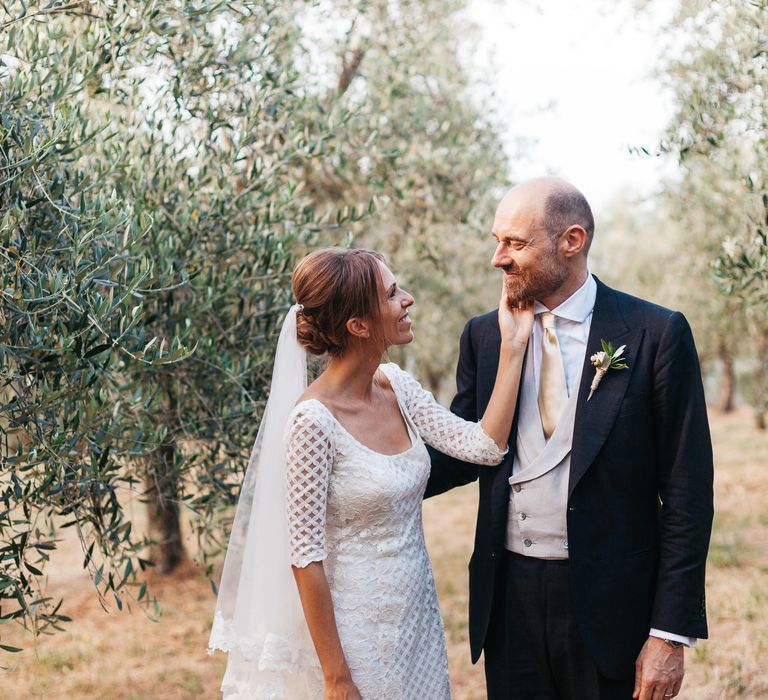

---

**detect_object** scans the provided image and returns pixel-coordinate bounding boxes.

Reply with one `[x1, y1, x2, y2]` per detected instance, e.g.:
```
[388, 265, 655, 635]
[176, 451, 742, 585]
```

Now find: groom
[427, 178, 714, 700]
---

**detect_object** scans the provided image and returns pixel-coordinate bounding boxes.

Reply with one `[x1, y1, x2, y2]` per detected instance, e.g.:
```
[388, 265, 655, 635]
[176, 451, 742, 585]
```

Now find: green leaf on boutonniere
[588, 339, 629, 399]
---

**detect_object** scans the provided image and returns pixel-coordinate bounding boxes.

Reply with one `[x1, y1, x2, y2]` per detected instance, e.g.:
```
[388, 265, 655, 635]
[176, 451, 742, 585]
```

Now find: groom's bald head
[492, 177, 593, 307]
[496, 177, 594, 255]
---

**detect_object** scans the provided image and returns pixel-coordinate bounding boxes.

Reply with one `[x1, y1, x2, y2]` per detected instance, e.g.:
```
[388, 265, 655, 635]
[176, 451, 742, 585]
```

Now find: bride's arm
[292, 564, 361, 699]
[479, 291, 533, 448]
[391, 289, 532, 464]
[285, 406, 362, 700]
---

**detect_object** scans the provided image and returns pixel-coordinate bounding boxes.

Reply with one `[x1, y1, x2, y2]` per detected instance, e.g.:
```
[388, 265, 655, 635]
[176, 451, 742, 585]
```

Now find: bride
[209, 248, 533, 699]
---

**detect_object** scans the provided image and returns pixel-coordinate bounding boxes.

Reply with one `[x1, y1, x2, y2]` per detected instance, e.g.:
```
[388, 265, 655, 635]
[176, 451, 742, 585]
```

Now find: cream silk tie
[538, 311, 567, 439]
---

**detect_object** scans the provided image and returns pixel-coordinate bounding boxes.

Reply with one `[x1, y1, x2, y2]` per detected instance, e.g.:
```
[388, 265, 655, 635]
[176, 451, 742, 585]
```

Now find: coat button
[520, 512, 527, 520]
[513, 484, 522, 493]
[523, 538, 532, 547]
[562, 540, 569, 549]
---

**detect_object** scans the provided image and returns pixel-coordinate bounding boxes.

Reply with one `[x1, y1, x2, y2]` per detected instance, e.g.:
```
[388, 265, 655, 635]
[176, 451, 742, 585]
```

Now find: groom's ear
[346, 317, 371, 340]
[561, 225, 589, 258]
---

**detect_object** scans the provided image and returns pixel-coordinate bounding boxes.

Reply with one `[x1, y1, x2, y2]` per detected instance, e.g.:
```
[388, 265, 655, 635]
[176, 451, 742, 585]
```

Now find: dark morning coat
[426, 276, 714, 679]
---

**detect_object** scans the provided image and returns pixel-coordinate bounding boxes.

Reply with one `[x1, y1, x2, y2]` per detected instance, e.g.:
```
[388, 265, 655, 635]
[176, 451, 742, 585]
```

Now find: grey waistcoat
[505, 342, 583, 559]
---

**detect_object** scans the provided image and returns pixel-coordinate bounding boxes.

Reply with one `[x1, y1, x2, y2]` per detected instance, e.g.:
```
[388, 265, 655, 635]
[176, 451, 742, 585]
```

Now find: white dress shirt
[533, 273, 695, 648]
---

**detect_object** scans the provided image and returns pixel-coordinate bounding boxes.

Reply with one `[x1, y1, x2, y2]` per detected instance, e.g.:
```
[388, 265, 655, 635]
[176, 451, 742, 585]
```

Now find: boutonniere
[588, 340, 628, 400]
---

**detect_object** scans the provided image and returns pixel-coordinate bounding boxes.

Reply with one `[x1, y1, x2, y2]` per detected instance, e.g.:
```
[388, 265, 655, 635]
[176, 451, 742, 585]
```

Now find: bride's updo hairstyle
[292, 248, 387, 356]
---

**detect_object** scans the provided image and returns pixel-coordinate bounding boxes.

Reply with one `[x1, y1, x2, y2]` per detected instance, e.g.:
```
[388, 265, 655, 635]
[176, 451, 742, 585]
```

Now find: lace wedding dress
[263, 362, 507, 700]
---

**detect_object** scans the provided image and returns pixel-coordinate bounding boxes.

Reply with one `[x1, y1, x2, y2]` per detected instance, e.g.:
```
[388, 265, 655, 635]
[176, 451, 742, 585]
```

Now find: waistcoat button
[523, 538, 532, 547]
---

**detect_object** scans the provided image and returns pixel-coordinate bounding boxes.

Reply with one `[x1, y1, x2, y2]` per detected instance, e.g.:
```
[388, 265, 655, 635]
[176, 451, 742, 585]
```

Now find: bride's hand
[324, 677, 363, 700]
[498, 280, 534, 349]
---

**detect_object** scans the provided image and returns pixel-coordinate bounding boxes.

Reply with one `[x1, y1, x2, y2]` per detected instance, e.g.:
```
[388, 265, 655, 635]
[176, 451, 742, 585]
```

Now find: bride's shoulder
[294, 376, 337, 410]
[284, 400, 336, 454]
[378, 361, 406, 380]
[287, 391, 335, 433]
[377, 361, 405, 388]
[378, 362, 421, 398]
[294, 383, 324, 406]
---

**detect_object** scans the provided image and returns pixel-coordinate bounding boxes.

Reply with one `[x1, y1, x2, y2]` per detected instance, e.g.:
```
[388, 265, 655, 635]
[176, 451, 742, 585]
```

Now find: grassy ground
[3, 408, 767, 699]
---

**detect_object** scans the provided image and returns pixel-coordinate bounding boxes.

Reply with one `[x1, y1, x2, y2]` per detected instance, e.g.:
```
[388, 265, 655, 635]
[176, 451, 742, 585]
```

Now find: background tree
[4, 0, 372, 578]
[1, 2, 356, 654]
[298, 0, 513, 400]
[1, 0, 517, 652]
[0, 42, 188, 650]
[593, 187, 748, 413]
[661, 0, 767, 426]
[610, 0, 767, 425]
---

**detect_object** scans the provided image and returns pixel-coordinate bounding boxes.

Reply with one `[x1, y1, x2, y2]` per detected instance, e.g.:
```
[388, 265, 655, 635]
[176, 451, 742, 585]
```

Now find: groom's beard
[502, 253, 569, 304]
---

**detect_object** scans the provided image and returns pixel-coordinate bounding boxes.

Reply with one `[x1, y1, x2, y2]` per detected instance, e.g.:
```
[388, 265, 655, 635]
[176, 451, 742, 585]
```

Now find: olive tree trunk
[717, 339, 736, 413]
[754, 330, 768, 432]
[144, 440, 186, 574]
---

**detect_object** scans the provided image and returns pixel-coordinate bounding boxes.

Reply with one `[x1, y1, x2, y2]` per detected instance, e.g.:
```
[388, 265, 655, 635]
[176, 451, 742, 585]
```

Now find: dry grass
[3, 408, 767, 699]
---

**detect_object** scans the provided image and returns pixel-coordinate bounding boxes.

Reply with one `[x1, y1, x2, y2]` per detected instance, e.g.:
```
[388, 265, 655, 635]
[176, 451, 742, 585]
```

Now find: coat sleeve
[424, 317, 482, 498]
[649, 311, 714, 638]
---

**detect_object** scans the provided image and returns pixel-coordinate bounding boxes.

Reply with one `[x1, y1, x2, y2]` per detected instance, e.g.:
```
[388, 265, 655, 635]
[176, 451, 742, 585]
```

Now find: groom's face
[491, 200, 569, 304]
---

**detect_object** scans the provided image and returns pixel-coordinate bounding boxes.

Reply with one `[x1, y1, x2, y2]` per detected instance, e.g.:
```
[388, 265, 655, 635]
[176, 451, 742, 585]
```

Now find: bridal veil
[208, 305, 322, 699]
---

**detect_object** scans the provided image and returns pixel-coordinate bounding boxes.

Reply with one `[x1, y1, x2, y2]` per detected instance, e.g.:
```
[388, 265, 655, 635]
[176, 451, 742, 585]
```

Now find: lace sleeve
[381, 363, 508, 465]
[284, 402, 336, 568]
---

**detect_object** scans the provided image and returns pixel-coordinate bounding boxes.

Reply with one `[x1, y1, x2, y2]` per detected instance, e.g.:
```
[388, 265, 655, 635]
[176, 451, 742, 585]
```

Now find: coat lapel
[569, 278, 641, 497]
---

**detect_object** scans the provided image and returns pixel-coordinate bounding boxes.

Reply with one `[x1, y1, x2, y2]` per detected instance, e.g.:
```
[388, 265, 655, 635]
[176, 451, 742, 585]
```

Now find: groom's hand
[633, 637, 684, 700]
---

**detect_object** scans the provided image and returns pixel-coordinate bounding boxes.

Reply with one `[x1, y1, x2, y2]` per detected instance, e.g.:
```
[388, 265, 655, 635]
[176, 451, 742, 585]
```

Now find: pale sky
[467, 0, 678, 210]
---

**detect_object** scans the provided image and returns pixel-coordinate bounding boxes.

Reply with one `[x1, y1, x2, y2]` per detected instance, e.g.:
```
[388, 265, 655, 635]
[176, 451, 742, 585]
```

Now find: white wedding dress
[277, 362, 507, 700]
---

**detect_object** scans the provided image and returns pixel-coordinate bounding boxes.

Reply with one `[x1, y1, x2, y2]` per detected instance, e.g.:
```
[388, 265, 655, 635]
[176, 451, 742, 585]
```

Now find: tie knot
[540, 311, 557, 330]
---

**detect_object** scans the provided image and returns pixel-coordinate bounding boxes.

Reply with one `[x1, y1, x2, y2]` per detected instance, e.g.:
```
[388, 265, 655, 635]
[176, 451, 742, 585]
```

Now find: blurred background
[1, 0, 766, 698]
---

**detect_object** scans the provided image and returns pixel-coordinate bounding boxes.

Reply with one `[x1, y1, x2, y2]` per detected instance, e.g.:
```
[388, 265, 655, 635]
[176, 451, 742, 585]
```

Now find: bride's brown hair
[292, 248, 387, 356]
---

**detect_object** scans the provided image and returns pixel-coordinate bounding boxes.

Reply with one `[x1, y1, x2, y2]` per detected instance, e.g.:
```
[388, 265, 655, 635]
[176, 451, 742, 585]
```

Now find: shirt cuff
[649, 628, 697, 648]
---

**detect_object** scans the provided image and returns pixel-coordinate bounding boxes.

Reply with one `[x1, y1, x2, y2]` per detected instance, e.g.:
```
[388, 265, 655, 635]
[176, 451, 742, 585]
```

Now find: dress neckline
[293, 371, 419, 458]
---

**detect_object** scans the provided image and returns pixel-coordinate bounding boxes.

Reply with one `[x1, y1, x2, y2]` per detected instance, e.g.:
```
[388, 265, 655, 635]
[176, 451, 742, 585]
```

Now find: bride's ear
[346, 317, 371, 340]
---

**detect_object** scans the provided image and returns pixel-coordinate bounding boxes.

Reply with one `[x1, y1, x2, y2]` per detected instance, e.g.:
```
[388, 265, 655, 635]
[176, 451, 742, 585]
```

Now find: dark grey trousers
[483, 550, 635, 700]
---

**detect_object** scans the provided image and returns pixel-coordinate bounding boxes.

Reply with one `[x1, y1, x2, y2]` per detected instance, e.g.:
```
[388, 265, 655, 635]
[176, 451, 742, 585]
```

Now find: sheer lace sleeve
[284, 401, 336, 568]
[380, 363, 507, 465]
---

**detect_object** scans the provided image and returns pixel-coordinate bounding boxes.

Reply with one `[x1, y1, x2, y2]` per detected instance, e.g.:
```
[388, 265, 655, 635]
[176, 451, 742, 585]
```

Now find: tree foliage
[661, 0, 767, 307]
[0, 0, 355, 649]
[297, 0, 512, 399]
[1, 0, 515, 651]
[0, 29, 189, 645]
[616, 0, 768, 423]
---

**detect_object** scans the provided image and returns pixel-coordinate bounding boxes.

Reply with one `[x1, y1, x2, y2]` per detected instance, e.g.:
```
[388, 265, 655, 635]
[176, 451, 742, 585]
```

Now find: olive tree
[297, 0, 513, 399]
[0, 44, 188, 649]
[639, 0, 768, 424]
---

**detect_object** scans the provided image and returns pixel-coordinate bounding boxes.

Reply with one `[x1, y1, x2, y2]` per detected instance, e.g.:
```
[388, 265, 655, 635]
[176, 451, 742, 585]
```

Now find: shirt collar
[533, 272, 597, 323]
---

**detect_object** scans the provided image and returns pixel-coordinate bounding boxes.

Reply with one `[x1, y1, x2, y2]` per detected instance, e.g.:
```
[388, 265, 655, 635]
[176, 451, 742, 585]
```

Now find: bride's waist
[325, 529, 426, 561]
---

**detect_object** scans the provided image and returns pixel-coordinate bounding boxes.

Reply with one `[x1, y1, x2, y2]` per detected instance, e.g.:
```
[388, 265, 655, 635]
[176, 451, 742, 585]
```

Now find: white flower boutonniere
[588, 339, 628, 400]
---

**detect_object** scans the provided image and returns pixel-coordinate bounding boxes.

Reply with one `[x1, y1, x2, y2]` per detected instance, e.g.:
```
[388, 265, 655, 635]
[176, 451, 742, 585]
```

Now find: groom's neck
[537, 266, 590, 311]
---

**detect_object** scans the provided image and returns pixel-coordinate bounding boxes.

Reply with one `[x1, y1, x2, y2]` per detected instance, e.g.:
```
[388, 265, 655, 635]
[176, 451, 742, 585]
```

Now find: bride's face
[377, 262, 415, 347]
